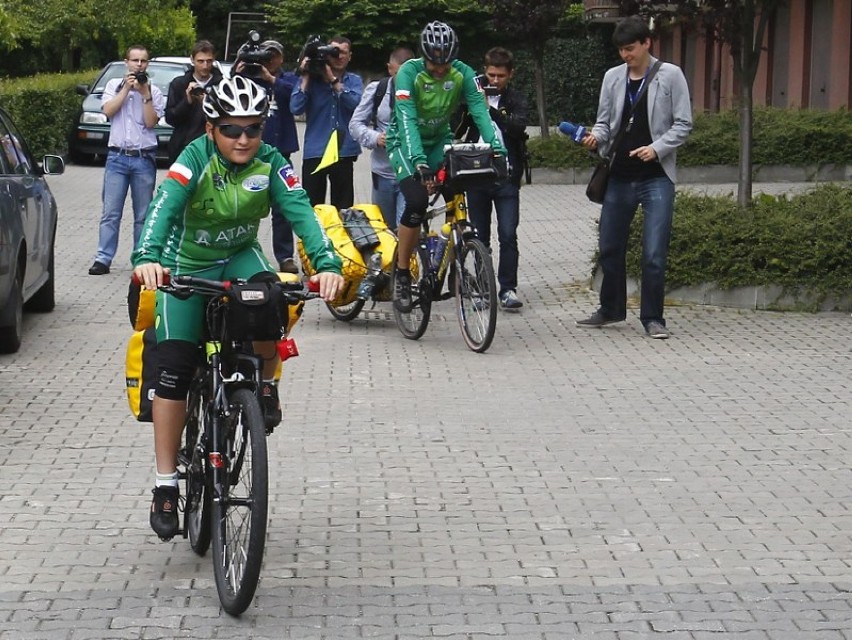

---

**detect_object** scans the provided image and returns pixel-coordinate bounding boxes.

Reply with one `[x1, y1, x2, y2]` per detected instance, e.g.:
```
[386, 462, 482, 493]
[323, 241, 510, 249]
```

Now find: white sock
[155, 471, 179, 488]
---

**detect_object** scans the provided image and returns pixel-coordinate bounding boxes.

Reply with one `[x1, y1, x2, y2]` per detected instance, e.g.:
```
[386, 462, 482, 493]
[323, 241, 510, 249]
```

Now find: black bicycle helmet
[420, 21, 459, 65]
[202, 75, 269, 121]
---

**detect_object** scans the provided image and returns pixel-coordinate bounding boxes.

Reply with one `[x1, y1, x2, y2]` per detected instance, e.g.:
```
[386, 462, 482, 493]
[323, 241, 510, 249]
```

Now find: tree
[489, 0, 574, 137]
[622, 0, 785, 206]
[263, 0, 492, 74]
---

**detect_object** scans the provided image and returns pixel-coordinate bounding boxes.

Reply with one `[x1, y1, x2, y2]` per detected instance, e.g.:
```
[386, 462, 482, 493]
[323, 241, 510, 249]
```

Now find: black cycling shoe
[393, 270, 413, 312]
[261, 382, 282, 433]
[150, 485, 180, 540]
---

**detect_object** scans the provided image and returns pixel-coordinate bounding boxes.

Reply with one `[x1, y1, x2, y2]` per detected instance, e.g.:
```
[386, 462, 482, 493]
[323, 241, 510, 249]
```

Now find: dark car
[68, 60, 189, 164]
[0, 107, 65, 353]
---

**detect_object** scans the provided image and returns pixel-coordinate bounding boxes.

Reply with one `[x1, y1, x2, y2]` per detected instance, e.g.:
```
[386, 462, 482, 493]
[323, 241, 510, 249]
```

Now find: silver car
[0, 106, 65, 353]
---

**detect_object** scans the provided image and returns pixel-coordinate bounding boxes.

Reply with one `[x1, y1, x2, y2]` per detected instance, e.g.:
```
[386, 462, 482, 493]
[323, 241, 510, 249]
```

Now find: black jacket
[165, 67, 224, 163]
[454, 86, 529, 186]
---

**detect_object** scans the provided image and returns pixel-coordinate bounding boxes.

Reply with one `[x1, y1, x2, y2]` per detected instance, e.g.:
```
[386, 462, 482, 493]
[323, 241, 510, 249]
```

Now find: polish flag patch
[278, 164, 302, 191]
[166, 163, 192, 186]
[395, 89, 411, 100]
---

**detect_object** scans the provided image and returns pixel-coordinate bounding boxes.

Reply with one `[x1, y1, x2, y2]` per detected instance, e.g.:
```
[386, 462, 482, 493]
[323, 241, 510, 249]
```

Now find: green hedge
[621, 184, 852, 309]
[0, 70, 99, 158]
[530, 107, 852, 169]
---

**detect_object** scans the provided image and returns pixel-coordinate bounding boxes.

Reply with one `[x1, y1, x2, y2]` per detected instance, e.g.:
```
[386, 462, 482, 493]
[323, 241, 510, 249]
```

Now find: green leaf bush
[0, 70, 98, 158]
[622, 184, 852, 309]
[530, 107, 852, 168]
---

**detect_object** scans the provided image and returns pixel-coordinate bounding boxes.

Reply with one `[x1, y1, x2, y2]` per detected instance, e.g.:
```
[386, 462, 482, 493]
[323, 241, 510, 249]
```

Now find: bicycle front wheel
[184, 386, 211, 556]
[326, 298, 365, 322]
[211, 387, 268, 616]
[454, 238, 497, 353]
[392, 249, 431, 340]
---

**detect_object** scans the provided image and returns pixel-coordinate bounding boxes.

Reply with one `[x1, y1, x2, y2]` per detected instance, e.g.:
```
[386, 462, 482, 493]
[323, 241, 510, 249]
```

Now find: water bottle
[432, 224, 451, 272]
[558, 120, 587, 144]
[357, 252, 384, 300]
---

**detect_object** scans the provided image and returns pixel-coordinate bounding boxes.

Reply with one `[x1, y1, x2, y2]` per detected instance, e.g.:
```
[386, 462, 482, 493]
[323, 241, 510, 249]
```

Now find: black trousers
[301, 156, 356, 209]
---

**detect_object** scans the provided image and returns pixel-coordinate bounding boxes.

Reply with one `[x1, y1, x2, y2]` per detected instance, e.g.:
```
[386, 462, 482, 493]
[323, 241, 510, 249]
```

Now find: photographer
[290, 36, 363, 208]
[88, 44, 165, 276]
[253, 39, 302, 274]
[454, 47, 528, 311]
[165, 40, 223, 164]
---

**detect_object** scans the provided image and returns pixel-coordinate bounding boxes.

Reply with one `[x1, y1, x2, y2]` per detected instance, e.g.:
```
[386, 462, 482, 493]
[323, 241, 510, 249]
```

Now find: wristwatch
[330, 77, 340, 85]
[143, 97, 152, 104]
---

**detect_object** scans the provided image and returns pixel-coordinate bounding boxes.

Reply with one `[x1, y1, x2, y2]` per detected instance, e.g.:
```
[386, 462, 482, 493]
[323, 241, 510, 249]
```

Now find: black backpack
[370, 76, 395, 128]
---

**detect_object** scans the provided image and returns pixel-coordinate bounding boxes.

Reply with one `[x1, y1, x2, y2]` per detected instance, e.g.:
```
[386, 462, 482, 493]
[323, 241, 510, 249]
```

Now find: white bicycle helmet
[420, 21, 459, 65]
[202, 75, 269, 120]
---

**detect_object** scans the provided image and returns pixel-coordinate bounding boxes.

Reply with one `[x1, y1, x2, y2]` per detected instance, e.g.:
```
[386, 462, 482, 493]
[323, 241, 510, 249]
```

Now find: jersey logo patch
[167, 163, 192, 186]
[242, 175, 269, 192]
[395, 89, 411, 100]
[278, 165, 302, 191]
[443, 81, 455, 91]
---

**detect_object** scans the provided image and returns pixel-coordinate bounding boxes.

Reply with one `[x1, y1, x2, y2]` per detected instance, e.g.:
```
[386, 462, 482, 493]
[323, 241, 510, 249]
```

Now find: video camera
[236, 30, 273, 80]
[298, 35, 341, 80]
[474, 74, 499, 97]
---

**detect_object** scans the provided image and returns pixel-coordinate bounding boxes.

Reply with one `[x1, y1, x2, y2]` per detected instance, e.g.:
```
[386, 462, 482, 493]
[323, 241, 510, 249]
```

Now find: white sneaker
[499, 290, 523, 311]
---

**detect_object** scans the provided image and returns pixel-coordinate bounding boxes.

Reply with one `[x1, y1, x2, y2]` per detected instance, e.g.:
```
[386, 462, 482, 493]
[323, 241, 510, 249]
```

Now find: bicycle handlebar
[131, 272, 321, 303]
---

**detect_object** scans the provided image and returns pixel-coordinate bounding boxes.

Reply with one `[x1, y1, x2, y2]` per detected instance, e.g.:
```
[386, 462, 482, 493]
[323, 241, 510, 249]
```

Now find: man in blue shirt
[290, 36, 363, 208]
[89, 45, 165, 276]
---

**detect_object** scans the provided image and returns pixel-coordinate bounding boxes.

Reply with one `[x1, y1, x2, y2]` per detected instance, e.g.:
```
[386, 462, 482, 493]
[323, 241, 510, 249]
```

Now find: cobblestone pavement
[0, 157, 850, 639]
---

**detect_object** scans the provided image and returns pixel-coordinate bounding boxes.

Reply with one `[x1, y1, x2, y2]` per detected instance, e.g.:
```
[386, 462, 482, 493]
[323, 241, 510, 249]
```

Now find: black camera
[298, 35, 341, 80]
[236, 30, 273, 80]
[474, 74, 499, 96]
[190, 85, 206, 96]
[133, 71, 149, 84]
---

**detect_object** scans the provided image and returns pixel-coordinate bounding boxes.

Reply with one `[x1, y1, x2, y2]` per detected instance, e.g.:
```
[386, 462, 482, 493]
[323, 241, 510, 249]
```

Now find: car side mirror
[76, 83, 90, 96]
[41, 155, 65, 176]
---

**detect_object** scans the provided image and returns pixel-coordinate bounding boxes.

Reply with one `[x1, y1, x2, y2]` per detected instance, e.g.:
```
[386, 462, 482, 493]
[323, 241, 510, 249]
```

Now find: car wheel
[26, 237, 55, 313]
[0, 269, 24, 354]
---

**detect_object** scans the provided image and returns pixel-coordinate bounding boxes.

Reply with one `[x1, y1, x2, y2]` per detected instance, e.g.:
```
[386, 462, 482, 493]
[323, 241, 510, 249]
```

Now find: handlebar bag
[443, 143, 508, 189]
[225, 282, 286, 341]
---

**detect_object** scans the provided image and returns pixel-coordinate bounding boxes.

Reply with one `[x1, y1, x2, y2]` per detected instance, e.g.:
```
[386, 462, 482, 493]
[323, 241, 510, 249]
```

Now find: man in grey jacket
[577, 15, 692, 339]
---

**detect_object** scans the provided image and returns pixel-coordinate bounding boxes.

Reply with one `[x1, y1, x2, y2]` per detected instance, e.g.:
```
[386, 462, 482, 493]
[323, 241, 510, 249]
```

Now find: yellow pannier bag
[125, 327, 157, 422]
[297, 204, 397, 305]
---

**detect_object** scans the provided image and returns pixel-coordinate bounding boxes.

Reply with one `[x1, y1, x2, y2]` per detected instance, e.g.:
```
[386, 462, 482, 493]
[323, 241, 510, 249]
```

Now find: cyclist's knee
[156, 340, 197, 401]
[399, 178, 429, 227]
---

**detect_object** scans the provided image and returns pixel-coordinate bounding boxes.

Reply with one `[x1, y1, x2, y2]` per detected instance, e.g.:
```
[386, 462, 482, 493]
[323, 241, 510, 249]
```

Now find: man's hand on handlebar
[415, 164, 439, 195]
[133, 263, 170, 290]
[309, 271, 345, 302]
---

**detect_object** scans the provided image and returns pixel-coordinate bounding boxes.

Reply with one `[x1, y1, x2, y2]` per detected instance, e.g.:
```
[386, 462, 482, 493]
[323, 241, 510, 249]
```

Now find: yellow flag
[312, 130, 339, 173]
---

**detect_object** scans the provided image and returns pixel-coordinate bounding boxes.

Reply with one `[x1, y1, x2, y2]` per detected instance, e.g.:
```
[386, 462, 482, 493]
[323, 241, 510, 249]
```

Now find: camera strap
[605, 60, 662, 167]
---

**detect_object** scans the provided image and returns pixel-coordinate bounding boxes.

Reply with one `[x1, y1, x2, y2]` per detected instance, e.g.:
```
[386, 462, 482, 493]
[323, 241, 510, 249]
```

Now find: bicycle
[391, 146, 500, 353]
[149, 273, 318, 615]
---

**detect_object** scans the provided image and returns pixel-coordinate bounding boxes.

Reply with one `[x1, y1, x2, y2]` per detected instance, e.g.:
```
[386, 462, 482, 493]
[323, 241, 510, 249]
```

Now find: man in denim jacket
[577, 16, 692, 339]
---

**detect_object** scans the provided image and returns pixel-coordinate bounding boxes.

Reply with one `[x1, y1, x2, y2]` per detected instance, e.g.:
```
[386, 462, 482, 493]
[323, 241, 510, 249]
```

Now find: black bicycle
[156, 273, 317, 615]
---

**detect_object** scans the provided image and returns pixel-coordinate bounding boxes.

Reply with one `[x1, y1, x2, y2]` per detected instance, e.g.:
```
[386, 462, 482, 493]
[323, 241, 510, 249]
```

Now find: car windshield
[91, 62, 187, 96]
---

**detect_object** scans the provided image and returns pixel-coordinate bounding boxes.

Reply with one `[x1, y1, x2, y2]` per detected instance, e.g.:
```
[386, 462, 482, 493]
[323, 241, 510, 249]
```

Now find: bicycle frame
[419, 191, 479, 299]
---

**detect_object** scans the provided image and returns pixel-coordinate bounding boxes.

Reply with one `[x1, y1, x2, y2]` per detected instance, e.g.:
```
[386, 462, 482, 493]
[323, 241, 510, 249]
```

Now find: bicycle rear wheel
[391, 249, 431, 340]
[454, 238, 497, 353]
[211, 387, 268, 616]
[326, 299, 365, 322]
[184, 386, 211, 556]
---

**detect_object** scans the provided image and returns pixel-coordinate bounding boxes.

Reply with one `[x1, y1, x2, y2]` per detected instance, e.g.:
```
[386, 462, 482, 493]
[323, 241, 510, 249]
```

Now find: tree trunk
[737, 82, 753, 207]
[534, 56, 549, 138]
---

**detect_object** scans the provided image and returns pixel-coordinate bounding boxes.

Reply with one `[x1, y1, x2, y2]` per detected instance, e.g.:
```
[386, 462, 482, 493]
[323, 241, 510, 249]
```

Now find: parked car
[68, 60, 189, 164]
[150, 56, 233, 78]
[0, 106, 65, 353]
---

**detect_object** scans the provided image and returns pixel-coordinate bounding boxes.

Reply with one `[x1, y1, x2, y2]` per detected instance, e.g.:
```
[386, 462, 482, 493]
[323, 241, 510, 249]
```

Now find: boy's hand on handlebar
[133, 263, 170, 290]
[310, 272, 345, 302]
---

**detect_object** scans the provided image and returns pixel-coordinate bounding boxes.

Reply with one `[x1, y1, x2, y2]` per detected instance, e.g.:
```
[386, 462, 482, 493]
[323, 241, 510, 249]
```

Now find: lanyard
[625, 68, 650, 132]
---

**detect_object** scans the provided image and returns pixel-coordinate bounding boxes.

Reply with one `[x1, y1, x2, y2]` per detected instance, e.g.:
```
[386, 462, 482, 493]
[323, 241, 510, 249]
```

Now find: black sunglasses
[215, 123, 263, 139]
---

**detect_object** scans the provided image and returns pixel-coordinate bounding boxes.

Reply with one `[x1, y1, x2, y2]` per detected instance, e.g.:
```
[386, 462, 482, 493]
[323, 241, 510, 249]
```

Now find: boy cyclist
[132, 75, 344, 540]
[386, 21, 506, 311]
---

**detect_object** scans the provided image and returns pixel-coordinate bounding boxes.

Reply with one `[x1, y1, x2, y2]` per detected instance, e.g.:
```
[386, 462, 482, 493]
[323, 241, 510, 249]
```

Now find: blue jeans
[95, 151, 156, 265]
[598, 175, 675, 327]
[371, 172, 403, 231]
[466, 180, 520, 295]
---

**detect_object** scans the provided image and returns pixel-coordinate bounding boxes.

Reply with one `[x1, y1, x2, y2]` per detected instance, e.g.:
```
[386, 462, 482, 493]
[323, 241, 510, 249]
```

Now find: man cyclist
[131, 75, 344, 540]
[386, 21, 506, 311]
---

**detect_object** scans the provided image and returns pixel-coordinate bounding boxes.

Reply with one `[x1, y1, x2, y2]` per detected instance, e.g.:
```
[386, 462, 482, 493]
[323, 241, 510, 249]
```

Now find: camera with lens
[474, 74, 499, 97]
[190, 85, 206, 97]
[298, 35, 341, 80]
[132, 71, 149, 84]
[236, 30, 273, 80]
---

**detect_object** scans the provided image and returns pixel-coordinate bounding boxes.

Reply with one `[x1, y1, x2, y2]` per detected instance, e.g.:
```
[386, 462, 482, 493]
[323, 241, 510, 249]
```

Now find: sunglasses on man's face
[216, 123, 263, 139]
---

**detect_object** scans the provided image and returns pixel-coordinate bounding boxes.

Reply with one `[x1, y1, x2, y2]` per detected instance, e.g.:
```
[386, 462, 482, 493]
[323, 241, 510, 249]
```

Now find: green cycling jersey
[132, 135, 341, 274]
[385, 58, 506, 177]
